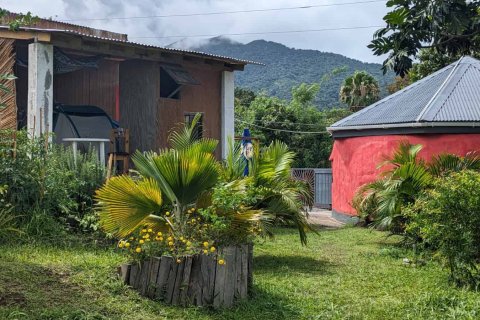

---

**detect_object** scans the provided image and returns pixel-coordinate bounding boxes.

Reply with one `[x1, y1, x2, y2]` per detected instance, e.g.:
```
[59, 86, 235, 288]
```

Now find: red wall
[330, 134, 480, 216]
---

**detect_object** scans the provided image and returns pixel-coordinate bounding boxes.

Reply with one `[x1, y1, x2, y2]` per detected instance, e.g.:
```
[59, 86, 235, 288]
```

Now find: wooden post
[27, 42, 53, 139]
[221, 71, 234, 159]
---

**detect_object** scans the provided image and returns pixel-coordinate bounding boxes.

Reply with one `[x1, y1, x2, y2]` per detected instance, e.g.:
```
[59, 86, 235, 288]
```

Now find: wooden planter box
[118, 244, 253, 308]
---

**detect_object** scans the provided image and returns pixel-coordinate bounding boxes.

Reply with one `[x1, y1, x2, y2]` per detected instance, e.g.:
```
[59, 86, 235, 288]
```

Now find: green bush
[0, 131, 105, 238]
[406, 171, 480, 288]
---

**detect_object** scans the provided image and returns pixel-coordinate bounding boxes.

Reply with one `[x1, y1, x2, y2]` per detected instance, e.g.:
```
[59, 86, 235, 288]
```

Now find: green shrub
[406, 171, 480, 288]
[0, 130, 105, 237]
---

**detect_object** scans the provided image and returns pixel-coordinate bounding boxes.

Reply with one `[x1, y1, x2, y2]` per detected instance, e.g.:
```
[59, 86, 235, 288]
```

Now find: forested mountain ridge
[193, 37, 395, 108]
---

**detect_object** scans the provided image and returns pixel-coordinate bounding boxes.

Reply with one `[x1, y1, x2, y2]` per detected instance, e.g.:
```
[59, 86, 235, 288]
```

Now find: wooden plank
[147, 257, 161, 298]
[129, 263, 139, 289]
[171, 259, 185, 305]
[187, 255, 203, 306]
[213, 248, 226, 308]
[0, 30, 51, 42]
[223, 246, 237, 307]
[119, 264, 131, 285]
[155, 256, 172, 301]
[138, 259, 151, 296]
[201, 253, 217, 306]
[165, 256, 178, 304]
[247, 244, 254, 295]
[239, 245, 249, 300]
[179, 256, 193, 306]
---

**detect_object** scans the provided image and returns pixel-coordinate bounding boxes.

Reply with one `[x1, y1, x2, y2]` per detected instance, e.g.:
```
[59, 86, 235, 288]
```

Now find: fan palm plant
[96, 114, 219, 237]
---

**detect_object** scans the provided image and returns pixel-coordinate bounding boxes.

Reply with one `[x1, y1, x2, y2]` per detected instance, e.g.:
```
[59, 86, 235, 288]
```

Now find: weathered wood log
[118, 263, 131, 285]
[165, 256, 178, 304]
[120, 245, 252, 308]
[155, 256, 171, 301]
[147, 257, 161, 298]
[179, 256, 193, 306]
[247, 243, 254, 294]
[187, 255, 203, 306]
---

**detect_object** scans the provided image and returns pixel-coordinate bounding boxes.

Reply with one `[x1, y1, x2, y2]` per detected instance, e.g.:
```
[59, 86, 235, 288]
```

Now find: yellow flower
[144, 233, 150, 239]
[168, 241, 174, 246]
[203, 241, 209, 247]
[191, 218, 196, 223]
[129, 237, 134, 241]
[141, 229, 147, 233]
[159, 237, 164, 241]
[146, 238, 151, 242]
[157, 232, 162, 236]
[186, 241, 192, 246]
[118, 242, 124, 248]
[167, 236, 173, 241]
[139, 239, 145, 244]
[218, 259, 225, 265]
[203, 249, 208, 254]
[135, 247, 142, 253]
[210, 246, 216, 252]
[179, 236, 184, 241]
[125, 242, 131, 248]
[147, 228, 153, 233]
[165, 211, 171, 216]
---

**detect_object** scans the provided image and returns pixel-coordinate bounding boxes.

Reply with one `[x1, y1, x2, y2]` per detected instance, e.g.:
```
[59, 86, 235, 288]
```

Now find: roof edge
[328, 121, 480, 133]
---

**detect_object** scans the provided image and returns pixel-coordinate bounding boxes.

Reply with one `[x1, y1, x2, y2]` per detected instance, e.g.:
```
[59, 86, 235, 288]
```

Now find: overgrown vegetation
[0, 131, 105, 240]
[235, 85, 351, 168]
[354, 141, 480, 288]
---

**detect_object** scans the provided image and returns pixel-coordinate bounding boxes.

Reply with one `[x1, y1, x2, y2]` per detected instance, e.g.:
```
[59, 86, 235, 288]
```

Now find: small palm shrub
[96, 115, 312, 262]
[353, 142, 432, 233]
[405, 171, 480, 288]
[354, 141, 480, 234]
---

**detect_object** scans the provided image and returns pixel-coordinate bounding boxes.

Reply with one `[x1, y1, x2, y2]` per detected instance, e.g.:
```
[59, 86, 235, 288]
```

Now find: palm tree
[339, 71, 380, 112]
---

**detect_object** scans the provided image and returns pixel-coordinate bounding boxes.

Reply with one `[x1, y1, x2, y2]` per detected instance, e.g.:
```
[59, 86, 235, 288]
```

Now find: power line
[129, 25, 383, 39]
[236, 119, 330, 134]
[60, 0, 386, 22]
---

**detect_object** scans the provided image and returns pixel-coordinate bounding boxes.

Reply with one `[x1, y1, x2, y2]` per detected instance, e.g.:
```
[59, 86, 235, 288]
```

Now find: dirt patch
[0, 291, 26, 307]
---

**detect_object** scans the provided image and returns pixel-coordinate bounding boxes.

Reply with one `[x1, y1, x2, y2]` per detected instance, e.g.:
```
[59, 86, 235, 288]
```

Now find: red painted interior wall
[330, 133, 480, 216]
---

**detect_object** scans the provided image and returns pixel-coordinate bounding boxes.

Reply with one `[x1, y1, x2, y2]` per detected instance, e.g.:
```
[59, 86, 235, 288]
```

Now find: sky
[2, 0, 389, 63]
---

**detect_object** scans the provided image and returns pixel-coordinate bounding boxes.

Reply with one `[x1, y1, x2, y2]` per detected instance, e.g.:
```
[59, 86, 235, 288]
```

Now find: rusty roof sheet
[3, 25, 262, 66]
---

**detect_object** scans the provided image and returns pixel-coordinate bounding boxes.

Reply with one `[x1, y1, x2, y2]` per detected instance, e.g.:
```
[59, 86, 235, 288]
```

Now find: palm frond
[95, 175, 165, 237]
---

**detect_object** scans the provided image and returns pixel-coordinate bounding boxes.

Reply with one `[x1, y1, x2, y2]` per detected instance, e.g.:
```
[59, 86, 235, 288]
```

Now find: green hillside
[194, 37, 395, 108]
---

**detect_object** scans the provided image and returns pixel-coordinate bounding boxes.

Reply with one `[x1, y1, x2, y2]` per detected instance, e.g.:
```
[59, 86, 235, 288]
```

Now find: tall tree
[339, 71, 380, 111]
[369, 0, 480, 76]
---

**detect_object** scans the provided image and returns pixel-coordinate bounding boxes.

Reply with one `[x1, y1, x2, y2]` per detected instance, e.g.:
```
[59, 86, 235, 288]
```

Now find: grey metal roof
[1, 26, 262, 66]
[328, 56, 480, 133]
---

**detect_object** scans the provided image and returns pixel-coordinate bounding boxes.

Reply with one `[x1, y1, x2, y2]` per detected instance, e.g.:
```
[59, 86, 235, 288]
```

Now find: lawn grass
[1, 227, 480, 320]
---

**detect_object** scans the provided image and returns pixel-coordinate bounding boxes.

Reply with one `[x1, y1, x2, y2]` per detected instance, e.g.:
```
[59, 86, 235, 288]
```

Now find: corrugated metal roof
[329, 56, 480, 132]
[1, 26, 262, 66]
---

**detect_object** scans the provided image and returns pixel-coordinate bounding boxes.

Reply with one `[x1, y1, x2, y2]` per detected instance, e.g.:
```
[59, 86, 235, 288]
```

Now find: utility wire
[236, 119, 330, 134]
[60, 0, 386, 22]
[129, 25, 383, 39]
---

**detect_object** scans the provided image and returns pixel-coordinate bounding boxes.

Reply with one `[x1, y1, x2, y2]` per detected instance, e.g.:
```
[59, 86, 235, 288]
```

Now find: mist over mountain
[193, 37, 395, 108]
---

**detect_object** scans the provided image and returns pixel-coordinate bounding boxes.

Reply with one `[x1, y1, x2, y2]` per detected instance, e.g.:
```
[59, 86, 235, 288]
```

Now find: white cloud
[2, 0, 389, 62]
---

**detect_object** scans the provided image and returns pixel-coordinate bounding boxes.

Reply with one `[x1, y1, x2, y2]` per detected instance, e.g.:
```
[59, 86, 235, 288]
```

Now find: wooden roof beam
[0, 29, 51, 42]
